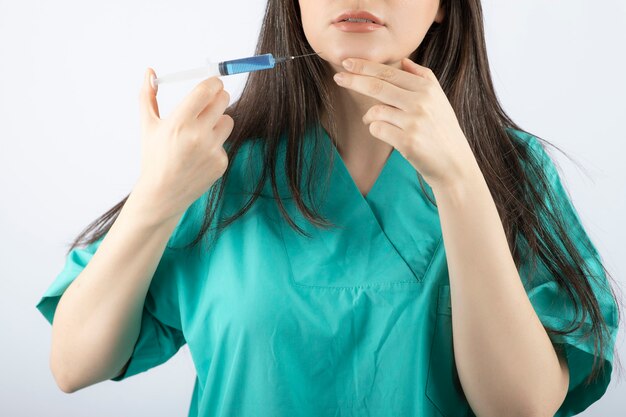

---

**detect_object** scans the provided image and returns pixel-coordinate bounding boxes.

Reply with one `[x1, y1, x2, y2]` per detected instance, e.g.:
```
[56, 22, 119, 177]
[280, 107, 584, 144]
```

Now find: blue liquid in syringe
[218, 54, 276, 75]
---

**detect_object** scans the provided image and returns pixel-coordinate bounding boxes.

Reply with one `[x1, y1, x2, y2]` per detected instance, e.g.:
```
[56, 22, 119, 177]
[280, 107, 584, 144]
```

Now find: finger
[173, 76, 224, 120]
[334, 71, 415, 112]
[139, 68, 160, 127]
[197, 89, 231, 129]
[368, 120, 407, 155]
[362, 104, 414, 131]
[212, 114, 235, 146]
[341, 58, 425, 91]
[401, 58, 439, 82]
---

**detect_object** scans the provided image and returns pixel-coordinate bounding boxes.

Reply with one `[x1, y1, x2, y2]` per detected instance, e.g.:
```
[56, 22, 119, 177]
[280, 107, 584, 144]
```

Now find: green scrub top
[36, 125, 618, 417]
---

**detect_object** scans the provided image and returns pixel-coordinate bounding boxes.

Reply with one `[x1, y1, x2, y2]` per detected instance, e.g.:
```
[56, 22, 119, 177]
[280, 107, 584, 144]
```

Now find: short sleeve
[511, 129, 619, 416]
[34, 198, 205, 382]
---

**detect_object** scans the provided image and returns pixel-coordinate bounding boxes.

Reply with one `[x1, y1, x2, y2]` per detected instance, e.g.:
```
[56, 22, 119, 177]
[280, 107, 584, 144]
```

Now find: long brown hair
[68, 0, 622, 384]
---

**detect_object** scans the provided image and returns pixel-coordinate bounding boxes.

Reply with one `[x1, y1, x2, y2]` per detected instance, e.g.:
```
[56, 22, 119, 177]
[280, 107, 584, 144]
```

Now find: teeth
[342, 17, 375, 23]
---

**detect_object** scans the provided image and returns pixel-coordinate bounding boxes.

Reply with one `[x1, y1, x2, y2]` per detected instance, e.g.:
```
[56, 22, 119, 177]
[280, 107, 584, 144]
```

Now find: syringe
[152, 52, 321, 88]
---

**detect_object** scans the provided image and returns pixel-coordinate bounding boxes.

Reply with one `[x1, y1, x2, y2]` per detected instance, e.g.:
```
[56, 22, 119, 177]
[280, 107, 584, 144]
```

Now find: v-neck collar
[236, 123, 443, 288]
[319, 126, 444, 284]
[247, 124, 403, 202]
[333, 138, 399, 202]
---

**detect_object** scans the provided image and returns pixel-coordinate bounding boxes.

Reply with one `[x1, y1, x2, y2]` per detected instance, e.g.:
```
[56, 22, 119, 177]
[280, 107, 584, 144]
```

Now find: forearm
[51, 185, 183, 392]
[431, 165, 569, 417]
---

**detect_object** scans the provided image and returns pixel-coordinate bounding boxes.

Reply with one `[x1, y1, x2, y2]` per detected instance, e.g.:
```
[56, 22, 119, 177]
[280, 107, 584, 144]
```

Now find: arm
[49, 69, 231, 392]
[330, 55, 582, 417]
[432, 165, 569, 417]
[50, 185, 183, 393]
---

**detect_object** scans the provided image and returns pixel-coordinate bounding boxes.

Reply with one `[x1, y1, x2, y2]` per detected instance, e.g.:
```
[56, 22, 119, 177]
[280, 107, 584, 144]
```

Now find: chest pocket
[425, 284, 474, 417]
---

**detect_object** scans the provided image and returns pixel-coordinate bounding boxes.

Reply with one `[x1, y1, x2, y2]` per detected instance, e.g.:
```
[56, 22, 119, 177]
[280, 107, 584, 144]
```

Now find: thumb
[139, 67, 160, 127]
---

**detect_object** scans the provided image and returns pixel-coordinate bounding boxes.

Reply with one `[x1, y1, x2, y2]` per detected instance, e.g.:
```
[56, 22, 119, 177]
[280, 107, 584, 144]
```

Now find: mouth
[333, 11, 384, 26]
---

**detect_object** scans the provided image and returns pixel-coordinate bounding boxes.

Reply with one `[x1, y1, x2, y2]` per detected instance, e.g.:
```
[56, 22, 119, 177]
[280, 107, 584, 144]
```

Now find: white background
[1, 0, 624, 415]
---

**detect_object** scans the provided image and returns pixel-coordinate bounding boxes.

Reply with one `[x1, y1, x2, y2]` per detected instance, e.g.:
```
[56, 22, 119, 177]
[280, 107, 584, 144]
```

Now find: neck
[320, 60, 403, 165]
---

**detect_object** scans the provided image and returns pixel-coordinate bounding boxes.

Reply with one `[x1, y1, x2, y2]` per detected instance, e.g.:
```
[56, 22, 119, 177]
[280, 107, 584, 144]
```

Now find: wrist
[431, 163, 487, 207]
[125, 183, 184, 229]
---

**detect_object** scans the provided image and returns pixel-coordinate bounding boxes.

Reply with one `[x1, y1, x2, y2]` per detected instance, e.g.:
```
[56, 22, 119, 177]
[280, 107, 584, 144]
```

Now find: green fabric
[36, 125, 617, 417]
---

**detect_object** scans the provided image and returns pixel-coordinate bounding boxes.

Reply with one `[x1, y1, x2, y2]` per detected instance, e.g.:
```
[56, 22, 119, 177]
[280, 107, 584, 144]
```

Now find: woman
[36, 1, 621, 416]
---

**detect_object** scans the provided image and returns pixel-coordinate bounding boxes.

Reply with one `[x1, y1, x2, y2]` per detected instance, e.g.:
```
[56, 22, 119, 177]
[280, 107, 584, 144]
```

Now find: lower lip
[332, 21, 384, 33]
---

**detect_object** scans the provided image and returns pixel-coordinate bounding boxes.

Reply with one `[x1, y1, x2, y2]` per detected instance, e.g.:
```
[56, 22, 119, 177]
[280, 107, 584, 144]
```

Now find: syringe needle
[274, 51, 322, 64]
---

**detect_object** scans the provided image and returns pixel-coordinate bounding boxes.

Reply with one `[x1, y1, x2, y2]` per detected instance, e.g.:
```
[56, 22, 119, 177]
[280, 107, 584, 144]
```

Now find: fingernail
[334, 72, 345, 83]
[149, 74, 157, 92]
[342, 59, 353, 70]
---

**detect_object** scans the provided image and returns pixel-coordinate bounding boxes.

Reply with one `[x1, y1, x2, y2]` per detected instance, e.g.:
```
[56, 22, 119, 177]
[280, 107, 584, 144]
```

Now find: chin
[323, 52, 403, 71]
[322, 50, 386, 65]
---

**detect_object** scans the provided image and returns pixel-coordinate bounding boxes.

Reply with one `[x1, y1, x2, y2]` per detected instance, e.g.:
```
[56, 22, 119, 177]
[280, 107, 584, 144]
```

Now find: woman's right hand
[133, 67, 234, 223]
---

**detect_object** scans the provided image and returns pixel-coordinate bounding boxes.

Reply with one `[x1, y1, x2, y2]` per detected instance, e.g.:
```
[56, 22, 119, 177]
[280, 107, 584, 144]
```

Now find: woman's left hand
[333, 57, 481, 192]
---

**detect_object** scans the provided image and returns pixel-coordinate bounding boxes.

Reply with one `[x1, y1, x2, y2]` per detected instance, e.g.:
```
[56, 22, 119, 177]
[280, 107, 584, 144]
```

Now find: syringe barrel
[218, 53, 276, 75]
[153, 62, 221, 85]
[152, 53, 277, 86]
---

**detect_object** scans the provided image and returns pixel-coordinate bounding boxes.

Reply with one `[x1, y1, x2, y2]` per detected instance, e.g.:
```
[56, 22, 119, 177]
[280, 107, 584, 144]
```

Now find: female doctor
[36, 0, 620, 416]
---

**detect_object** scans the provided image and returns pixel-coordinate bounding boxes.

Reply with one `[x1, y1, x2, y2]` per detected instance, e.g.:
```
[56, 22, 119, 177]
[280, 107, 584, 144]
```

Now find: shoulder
[221, 137, 267, 195]
[505, 127, 560, 182]
[505, 127, 547, 159]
